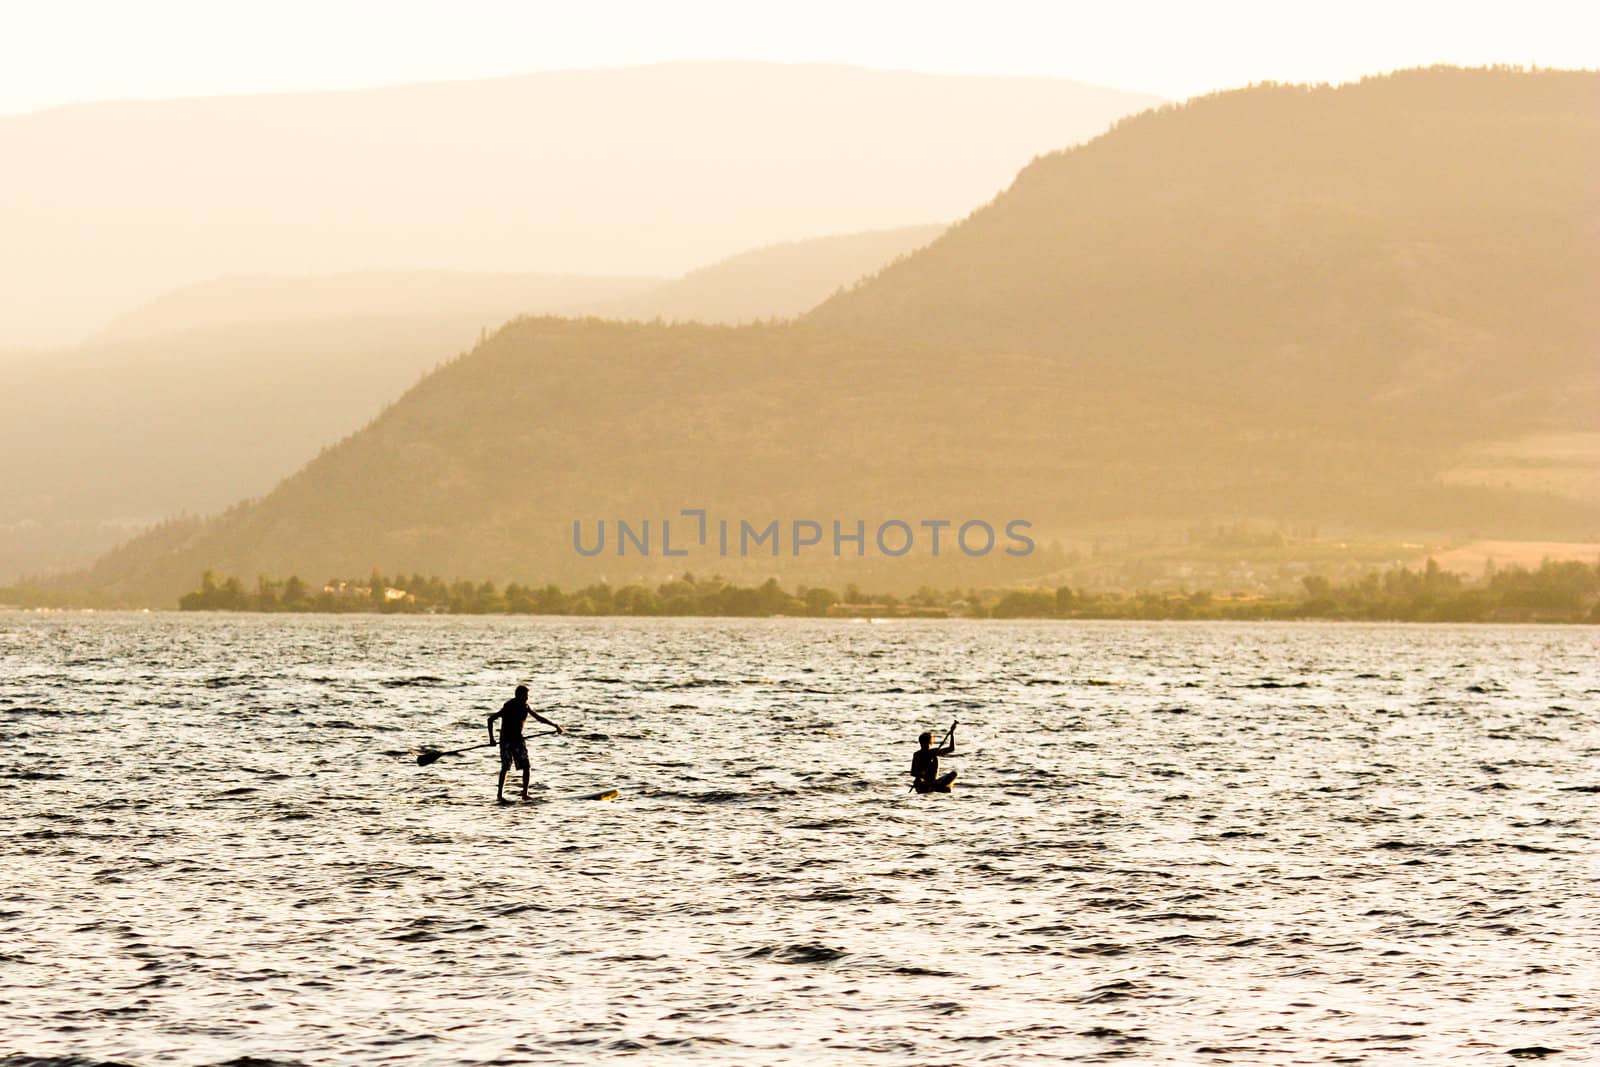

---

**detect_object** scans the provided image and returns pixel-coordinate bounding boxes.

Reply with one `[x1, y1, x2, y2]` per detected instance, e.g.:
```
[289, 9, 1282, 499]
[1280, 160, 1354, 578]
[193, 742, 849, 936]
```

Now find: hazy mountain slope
[0, 267, 655, 580]
[0, 315, 497, 580]
[582, 226, 944, 323]
[48, 69, 1600, 607]
[55, 318, 1080, 603]
[812, 67, 1600, 439]
[0, 62, 1158, 347]
[0, 223, 966, 582]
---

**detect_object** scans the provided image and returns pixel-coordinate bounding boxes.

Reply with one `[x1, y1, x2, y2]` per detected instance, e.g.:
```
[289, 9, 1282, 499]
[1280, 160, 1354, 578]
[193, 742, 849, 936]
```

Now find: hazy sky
[2, 0, 1596, 115]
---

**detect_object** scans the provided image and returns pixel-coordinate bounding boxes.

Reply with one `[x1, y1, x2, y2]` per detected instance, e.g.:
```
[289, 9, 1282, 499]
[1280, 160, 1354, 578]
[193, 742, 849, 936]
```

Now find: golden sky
[3, 0, 1596, 114]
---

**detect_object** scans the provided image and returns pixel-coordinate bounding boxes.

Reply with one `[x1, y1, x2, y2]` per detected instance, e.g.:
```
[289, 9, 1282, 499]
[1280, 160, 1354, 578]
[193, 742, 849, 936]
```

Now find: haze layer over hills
[93, 272, 658, 343]
[34, 68, 1600, 607]
[580, 226, 944, 324]
[0, 227, 942, 582]
[0, 61, 1157, 347]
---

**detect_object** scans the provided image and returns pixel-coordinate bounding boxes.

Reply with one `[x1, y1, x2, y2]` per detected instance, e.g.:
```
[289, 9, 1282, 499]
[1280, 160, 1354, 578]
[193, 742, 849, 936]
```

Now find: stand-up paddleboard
[500, 785, 619, 804]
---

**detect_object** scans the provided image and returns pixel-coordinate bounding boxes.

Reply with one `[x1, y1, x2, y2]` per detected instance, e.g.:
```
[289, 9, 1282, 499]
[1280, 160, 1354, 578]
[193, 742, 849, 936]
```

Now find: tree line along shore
[137, 560, 1600, 623]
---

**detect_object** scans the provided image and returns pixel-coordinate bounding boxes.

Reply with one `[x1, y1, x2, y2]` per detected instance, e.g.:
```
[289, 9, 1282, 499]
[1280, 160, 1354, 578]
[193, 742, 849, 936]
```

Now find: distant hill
[0, 61, 1158, 347]
[0, 314, 493, 581]
[0, 227, 954, 583]
[812, 67, 1600, 439]
[42, 68, 1600, 607]
[51, 317, 1070, 603]
[582, 226, 944, 323]
[0, 271, 656, 581]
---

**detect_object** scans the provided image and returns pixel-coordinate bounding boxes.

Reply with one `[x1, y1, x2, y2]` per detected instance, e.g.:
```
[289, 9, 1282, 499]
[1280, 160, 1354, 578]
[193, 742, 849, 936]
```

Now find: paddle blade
[416, 750, 445, 767]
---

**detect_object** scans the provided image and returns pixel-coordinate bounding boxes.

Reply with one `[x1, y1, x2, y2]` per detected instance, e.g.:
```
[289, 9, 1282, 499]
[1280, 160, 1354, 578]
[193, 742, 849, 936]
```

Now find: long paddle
[418, 716, 575, 766]
[416, 742, 493, 767]
[419, 697, 574, 767]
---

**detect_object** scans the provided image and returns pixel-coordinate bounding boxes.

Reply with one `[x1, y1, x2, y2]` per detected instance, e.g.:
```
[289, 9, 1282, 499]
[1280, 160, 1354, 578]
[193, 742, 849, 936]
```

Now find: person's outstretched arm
[532, 709, 564, 734]
[938, 729, 956, 756]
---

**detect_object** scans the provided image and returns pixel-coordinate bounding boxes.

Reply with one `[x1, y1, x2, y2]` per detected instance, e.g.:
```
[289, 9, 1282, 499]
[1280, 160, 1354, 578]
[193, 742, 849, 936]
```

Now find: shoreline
[3, 606, 1594, 625]
[6, 557, 1597, 623]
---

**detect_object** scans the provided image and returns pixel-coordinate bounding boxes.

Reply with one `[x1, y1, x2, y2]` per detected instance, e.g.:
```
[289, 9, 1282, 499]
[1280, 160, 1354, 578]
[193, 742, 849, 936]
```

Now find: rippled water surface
[2, 613, 1597, 1065]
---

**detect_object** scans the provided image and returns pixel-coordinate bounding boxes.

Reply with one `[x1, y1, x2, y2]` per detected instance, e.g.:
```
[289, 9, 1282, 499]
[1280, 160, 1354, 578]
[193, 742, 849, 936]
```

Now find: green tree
[803, 587, 838, 616]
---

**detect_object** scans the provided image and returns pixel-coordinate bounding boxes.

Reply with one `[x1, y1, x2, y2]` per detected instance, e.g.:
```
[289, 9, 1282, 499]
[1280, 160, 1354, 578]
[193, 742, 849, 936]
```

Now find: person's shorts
[500, 737, 529, 772]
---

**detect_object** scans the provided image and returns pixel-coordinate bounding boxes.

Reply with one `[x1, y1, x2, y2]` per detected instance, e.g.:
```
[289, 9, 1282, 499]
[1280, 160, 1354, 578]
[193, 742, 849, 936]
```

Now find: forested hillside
[38, 69, 1600, 607]
[0, 227, 947, 582]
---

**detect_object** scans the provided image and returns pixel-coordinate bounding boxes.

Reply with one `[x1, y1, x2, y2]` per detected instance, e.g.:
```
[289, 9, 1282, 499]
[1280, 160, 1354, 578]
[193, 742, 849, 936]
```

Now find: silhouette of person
[911, 725, 957, 793]
[487, 684, 562, 802]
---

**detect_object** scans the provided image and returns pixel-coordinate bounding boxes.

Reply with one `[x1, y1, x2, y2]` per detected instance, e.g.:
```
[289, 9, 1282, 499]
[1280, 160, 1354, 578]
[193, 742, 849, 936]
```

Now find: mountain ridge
[32, 67, 1600, 607]
[0, 226, 955, 582]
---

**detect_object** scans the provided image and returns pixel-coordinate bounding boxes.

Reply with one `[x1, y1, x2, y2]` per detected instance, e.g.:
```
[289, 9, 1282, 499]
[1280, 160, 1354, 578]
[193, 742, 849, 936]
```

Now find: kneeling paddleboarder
[911, 721, 957, 793]
[488, 684, 563, 802]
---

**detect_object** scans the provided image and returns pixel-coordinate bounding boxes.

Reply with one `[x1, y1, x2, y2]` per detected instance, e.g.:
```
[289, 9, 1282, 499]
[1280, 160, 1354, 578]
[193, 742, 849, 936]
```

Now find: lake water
[1, 613, 1596, 1065]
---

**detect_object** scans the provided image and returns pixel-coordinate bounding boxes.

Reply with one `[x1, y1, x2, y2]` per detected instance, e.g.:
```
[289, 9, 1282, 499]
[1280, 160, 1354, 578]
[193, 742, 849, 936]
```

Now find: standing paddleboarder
[487, 684, 563, 803]
[911, 721, 958, 793]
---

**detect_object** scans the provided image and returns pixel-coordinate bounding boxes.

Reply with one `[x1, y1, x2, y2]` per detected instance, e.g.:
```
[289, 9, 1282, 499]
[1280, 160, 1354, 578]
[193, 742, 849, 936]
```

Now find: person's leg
[937, 770, 957, 791]
[497, 756, 510, 801]
[509, 741, 529, 800]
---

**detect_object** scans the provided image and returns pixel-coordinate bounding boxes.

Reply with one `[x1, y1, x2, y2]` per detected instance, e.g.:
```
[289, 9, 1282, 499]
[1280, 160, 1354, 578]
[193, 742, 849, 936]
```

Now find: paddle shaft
[417, 741, 494, 766]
